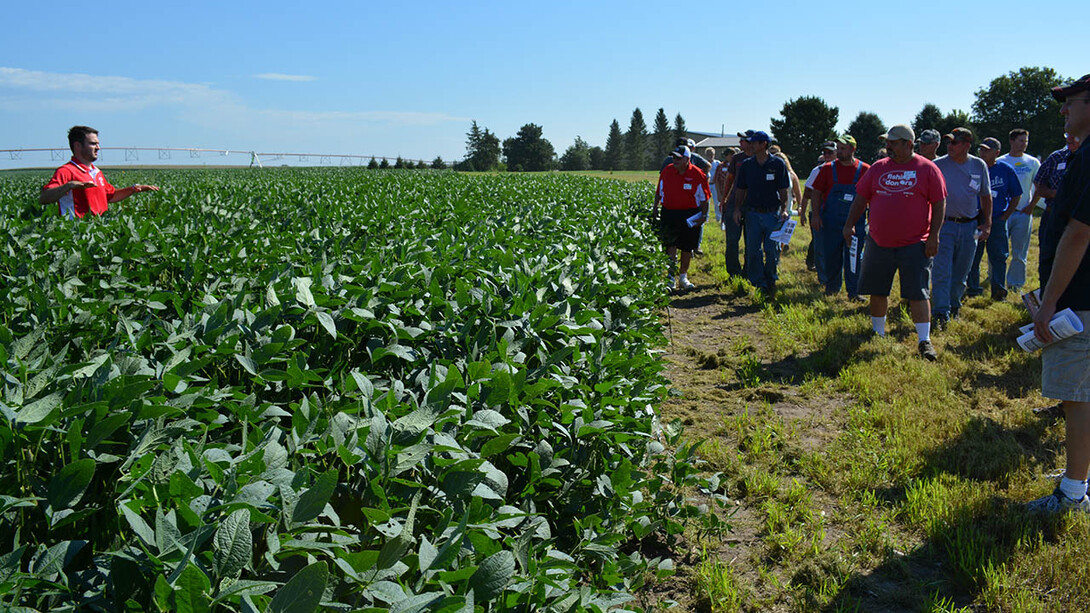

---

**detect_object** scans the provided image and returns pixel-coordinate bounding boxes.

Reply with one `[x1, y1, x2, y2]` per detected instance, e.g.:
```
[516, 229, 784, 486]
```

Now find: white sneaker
[1026, 488, 1090, 514]
[679, 278, 695, 290]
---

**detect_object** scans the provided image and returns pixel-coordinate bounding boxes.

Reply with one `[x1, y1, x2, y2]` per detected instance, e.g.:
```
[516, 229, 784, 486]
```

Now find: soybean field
[0, 169, 725, 611]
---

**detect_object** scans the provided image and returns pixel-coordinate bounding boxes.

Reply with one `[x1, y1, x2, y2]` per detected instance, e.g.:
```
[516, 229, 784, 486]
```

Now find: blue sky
[1, 0, 1086, 169]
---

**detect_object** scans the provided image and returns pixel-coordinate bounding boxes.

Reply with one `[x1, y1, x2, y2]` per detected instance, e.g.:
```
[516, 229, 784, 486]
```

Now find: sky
[1, 0, 1087, 169]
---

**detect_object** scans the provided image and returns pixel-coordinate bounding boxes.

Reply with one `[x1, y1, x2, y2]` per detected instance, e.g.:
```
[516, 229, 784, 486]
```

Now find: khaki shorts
[1042, 310, 1090, 402]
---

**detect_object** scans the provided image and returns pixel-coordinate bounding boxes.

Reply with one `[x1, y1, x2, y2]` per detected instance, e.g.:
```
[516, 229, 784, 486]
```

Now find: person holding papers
[1025, 74, 1090, 515]
[733, 131, 790, 297]
[652, 145, 711, 291]
[811, 134, 870, 301]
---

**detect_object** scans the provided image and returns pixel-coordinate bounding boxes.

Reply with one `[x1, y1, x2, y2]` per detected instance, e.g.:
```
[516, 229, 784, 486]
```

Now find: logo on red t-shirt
[878, 170, 917, 193]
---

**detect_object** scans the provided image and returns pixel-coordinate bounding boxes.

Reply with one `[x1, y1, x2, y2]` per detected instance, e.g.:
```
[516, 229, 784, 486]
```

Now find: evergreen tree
[394, 156, 407, 169]
[652, 108, 672, 160]
[464, 121, 501, 171]
[673, 113, 688, 144]
[379, 158, 390, 169]
[604, 120, 625, 171]
[367, 157, 378, 170]
[624, 108, 649, 171]
[769, 96, 839, 164]
[431, 156, 446, 170]
[846, 111, 886, 163]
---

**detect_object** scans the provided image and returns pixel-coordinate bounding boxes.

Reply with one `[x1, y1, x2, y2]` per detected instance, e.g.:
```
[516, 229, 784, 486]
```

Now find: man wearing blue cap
[732, 131, 790, 295]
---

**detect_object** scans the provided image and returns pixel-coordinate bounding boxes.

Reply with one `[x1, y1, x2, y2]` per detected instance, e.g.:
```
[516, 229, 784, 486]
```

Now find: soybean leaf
[315, 311, 337, 339]
[291, 470, 337, 524]
[211, 579, 278, 604]
[266, 560, 328, 613]
[121, 503, 156, 547]
[0, 545, 27, 583]
[467, 550, 515, 602]
[214, 509, 252, 579]
[175, 563, 212, 613]
[293, 277, 316, 309]
[31, 540, 86, 579]
[48, 458, 95, 509]
[16, 391, 63, 425]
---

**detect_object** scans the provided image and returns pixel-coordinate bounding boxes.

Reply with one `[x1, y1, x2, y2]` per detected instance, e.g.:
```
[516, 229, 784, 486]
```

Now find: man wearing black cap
[719, 131, 755, 276]
[1026, 73, 1090, 514]
[931, 127, 993, 327]
[967, 137, 1022, 300]
[652, 146, 712, 291]
[732, 131, 790, 295]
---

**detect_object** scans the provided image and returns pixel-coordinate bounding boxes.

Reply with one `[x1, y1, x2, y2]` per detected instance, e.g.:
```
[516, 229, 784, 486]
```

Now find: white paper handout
[1016, 308, 1085, 352]
[770, 219, 797, 245]
[686, 211, 707, 228]
[849, 236, 859, 273]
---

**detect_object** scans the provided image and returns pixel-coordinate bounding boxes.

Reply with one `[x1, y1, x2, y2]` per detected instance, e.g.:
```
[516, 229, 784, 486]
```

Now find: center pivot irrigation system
[0, 147, 435, 168]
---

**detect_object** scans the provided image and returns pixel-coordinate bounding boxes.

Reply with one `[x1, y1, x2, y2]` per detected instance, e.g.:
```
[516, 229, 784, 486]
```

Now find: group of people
[653, 73, 1090, 515]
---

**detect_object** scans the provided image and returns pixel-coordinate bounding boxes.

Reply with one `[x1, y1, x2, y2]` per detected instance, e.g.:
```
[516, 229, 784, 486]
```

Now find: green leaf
[16, 391, 63, 425]
[214, 509, 252, 579]
[235, 354, 258, 376]
[121, 503, 156, 547]
[293, 277, 316, 309]
[211, 579, 278, 604]
[467, 550, 515, 602]
[266, 560, 328, 613]
[315, 311, 337, 339]
[174, 563, 212, 613]
[31, 540, 86, 579]
[48, 458, 95, 509]
[291, 470, 337, 524]
[0, 546, 27, 583]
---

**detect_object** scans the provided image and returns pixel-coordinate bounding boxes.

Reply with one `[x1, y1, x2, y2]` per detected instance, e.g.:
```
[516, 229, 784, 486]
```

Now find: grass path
[627, 206, 1090, 612]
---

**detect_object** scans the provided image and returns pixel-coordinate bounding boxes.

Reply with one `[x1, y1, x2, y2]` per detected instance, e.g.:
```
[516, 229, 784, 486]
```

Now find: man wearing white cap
[653, 145, 711, 290]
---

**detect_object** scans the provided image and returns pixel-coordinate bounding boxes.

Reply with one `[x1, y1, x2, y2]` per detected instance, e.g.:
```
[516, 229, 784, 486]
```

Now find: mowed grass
[625, 194, 1085, 611]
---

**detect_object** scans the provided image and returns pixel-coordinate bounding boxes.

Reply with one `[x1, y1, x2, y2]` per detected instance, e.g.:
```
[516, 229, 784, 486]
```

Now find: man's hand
[842, 224, 853, 245]
[925, 235, 939, 258]
[733, 207, 742, 225]
[1000, 209, 1014, 221]
[132, 184, 160, 193]
[813, 213, 823, 231]
[977, 222, 991, 242]
[1033, 300, 1058, 344]
[69, 180, 95, 190]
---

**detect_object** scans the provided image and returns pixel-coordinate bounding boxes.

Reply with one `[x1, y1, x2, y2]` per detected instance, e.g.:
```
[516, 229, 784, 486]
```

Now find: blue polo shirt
[987, 160, 1023, 218]
[736, 154, 789, 212]
[1039, 139, 1090, 310]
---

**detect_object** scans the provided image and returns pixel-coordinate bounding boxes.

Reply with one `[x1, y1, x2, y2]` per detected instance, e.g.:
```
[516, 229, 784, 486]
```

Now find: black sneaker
[918, 340, 937, 361]
[932, 314, 949, 331]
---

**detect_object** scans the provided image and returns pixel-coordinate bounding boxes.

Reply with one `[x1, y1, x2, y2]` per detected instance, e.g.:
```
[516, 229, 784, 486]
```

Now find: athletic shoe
[679, 278, 695, 290]
[1026, 488, 1090, 515]
[1033, 402, 1065, 421]
[848, 294, 866, 303]
[992, 287, 1009, 301]
[918, 340, 937, 361]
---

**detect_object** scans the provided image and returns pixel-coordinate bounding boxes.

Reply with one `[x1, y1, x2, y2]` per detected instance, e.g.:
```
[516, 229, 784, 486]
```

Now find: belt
[944, 215, 978, 223]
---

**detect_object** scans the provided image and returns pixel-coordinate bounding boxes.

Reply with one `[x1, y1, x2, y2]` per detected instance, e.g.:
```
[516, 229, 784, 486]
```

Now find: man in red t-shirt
[653, 146, 711, 290]
[812, 134, 870, 299]
[843, 124, 947, 360]
[40, 126, 159, 218]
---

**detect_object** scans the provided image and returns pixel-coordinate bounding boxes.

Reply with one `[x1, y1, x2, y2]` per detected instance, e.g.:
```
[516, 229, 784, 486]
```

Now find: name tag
[990, 190, 998, 198]
[842, 193, 854, 202]
[766, 173, 774, 181]
[1058, 162, 1067, 171]
[969, 175, 980, 191]
[683, 183, 692, 190]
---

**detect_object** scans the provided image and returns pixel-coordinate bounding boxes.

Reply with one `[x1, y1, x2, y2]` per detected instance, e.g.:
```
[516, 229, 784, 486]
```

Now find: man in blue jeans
[932, 128, 993, 327]
[732, 131, 790, 296]
[968, 137, 1022, 300]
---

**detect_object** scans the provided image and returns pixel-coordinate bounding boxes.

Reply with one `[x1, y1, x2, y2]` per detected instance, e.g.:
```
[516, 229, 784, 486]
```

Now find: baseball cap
[979, 137, 1002, 151]
[821, 140, 836, 151]
[918, 129, 941, 144]
[748, 131, 771, 143]
[835, 134, 857, 148]
[1052, 74, 1090, 102]
[943, 127, 974, 143]
[671, 145, 691, 159]
[881, 124, 915, 142]
[736, 129, 756, 141]
[686, 138, 697, 148]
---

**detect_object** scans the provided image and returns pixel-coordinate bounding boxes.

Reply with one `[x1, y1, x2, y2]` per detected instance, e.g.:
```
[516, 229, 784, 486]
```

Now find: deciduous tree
[846, 111, 886, 163]
[503, 123, 556, 172]
[560, 136, 592, 171]
[971, 66, 1067, 157]
[911, 103, 944, 138]
[770, 96, 839, 164]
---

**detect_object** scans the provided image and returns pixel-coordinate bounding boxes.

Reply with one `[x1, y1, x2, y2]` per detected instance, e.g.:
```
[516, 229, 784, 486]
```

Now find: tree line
[451, 66, 1068, 173]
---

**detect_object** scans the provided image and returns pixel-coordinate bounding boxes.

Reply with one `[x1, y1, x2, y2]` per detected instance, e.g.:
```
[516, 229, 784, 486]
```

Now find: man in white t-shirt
[998, 128, 1041, 293]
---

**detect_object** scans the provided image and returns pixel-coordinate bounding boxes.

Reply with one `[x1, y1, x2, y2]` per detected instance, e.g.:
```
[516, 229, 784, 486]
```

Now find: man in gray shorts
[842, 124, 948, 360]
[1026, 73, 1090, 514]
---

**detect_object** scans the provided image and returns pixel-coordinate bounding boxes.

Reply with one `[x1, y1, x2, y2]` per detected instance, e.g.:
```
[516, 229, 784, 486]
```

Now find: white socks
[1060, 476, 1088, 501]
[871, 316, 886, 336]
[915, 322, 930, 342]
[679, 273, 689, 284]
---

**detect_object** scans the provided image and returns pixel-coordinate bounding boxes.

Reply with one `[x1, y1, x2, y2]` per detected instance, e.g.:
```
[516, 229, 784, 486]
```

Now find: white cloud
[254, 73, 317, 82]
[0, 67, 464, 126]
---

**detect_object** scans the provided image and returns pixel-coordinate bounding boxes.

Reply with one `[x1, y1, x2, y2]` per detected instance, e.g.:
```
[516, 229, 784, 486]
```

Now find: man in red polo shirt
[40, 126, 158, 218]
[652, 145, 711, 290]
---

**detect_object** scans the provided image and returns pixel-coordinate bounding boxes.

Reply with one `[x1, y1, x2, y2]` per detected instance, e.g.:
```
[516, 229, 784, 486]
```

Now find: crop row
[0, 169, 725, 612]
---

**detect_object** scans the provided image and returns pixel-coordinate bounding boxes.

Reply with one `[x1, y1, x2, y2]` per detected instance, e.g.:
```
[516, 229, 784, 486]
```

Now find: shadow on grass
[753, 329, 879, 383]
[818, 501, 1059, 612]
